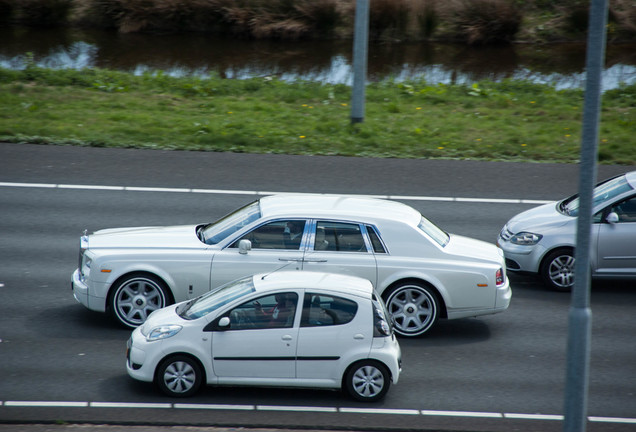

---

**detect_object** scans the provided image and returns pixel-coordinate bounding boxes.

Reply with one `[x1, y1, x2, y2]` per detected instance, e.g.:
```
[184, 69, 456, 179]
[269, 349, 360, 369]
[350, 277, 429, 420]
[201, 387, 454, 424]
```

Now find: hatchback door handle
[282, 335, 293, 341]
[278, 258, 302, 262]
[304, 259, 328, 263]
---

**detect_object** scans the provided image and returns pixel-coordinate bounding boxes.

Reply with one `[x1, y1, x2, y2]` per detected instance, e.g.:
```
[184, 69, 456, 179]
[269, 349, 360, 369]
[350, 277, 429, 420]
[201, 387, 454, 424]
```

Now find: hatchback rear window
[301, 293, 358, 327]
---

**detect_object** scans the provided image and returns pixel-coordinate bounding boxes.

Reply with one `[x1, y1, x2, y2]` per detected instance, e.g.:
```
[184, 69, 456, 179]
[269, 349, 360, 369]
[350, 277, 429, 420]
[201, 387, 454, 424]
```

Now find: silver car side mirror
[238, 239, 252, 254]
[606, 212, 619, 224]
[218, 316, 231, 328]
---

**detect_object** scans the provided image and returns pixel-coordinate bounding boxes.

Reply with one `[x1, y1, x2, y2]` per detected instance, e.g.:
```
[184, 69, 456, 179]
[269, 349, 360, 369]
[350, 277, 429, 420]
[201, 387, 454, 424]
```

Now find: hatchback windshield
[178, 276, 256, 320]
[200, 201, 261, 245]
[561, 175, 634, 216]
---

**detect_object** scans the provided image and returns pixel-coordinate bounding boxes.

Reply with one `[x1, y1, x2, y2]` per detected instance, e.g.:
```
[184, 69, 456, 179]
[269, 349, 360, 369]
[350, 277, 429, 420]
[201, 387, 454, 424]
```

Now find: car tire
[109, 273, 170, 328]
[384, 282, 439, 337]
[540, 249, 575, 292]
[344, 360, 390, 402]
[156, 355, 203, 398]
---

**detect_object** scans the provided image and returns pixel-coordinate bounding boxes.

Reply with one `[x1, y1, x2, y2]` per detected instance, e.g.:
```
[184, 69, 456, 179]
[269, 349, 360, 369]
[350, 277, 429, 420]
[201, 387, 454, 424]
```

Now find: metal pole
[350, 0, 369, 124]
[563, 1, 608, 431]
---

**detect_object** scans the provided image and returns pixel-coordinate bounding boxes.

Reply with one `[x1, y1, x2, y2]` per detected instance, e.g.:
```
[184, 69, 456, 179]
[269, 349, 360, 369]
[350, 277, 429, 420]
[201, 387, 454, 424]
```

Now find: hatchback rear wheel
[344, 360, 390, 402]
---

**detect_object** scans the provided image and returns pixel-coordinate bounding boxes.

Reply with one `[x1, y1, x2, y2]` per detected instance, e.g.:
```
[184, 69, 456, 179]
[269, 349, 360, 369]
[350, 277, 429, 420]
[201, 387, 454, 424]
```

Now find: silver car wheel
[548, 255, 575, 288]
[541, 249, 575, 291]
[385, 283, 438, 337]
[344, 361, 390, 402]
[111, 275, 168, 328]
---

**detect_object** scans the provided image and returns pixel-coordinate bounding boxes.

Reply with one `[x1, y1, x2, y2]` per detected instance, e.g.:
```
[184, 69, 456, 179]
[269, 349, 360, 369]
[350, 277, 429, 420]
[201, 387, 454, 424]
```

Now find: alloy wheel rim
[352, 365, 385, 398]
[388, 287, 435, 335]
[549, 255, 575, 288]
[116, 278, 164, 326]
[164, 361, 196, 393]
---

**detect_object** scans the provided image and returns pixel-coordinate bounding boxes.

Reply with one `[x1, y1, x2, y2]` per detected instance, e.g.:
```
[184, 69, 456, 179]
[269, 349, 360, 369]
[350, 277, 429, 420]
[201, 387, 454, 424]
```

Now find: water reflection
[1, 26, 635, 90]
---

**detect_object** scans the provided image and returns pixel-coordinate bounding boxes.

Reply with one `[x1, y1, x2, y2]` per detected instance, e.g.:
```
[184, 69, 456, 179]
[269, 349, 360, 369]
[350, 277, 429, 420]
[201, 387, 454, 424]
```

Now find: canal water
[1, 26, 635, 90]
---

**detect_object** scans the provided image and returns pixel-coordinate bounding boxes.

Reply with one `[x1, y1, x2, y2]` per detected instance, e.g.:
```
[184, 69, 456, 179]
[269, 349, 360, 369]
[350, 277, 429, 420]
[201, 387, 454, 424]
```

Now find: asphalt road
[0, 143, 635, 432]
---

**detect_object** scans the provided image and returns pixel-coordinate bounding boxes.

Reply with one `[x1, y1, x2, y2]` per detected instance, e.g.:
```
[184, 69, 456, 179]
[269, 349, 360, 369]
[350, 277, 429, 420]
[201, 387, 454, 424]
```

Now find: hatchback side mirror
[606, 212, 619, 224]
[238, 239, 252, 254]
[203, 316, 231, 332]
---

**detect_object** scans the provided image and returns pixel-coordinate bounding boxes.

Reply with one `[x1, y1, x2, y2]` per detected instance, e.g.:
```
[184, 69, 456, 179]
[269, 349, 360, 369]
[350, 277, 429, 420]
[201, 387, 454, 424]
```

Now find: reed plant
[12, 0, 73, 26]
[3, 0, 636, 42]
[441, 0, 522, 45]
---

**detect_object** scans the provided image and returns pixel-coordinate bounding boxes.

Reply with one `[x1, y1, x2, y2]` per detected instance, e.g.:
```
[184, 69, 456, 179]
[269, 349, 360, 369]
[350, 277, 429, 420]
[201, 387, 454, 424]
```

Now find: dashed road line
[0, 182, 552, 205]
[2, 401, 634, 425]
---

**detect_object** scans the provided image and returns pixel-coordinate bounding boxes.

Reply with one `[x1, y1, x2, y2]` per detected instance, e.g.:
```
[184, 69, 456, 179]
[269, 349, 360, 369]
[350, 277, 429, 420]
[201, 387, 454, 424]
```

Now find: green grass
[1, 67, 635, 164]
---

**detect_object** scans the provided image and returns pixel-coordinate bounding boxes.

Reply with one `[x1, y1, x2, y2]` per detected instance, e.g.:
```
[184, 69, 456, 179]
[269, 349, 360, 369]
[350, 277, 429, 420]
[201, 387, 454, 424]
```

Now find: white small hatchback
[126, 271, 401, 402]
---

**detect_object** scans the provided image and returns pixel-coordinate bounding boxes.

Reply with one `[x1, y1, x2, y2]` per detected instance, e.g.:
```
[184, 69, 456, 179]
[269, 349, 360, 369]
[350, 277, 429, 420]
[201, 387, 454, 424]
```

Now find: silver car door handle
[354, 334, 365, 340]
[282, 335, 293, 341]
[304, 259, 328, 263]
[278, 258, 302, 262]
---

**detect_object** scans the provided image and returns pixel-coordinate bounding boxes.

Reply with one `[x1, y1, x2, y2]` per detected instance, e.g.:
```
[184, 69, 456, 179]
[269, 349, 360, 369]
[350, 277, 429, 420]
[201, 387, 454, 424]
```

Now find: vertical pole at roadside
[351, 0, 369, 124]
[563, 1, 608, 432]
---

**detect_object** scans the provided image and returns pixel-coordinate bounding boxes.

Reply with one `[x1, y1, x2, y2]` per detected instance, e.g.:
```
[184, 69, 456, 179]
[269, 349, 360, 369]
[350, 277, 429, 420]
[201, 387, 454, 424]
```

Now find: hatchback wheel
[385, 282, 439, 337]
[344, 360, 390, 402]
[110, 273, 169, 328]
[541, 249, 575, 292]
[156, 355, 203, 398]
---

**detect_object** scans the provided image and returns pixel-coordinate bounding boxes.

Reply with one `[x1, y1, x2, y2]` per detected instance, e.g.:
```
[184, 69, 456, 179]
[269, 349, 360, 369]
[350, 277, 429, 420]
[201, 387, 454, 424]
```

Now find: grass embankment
[0, 67, 635, 164]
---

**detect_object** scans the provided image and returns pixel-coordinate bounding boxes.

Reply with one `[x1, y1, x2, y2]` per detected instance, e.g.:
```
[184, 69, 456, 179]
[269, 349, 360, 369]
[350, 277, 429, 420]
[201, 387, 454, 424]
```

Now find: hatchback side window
[232, 220, 306, 250]
[314, 221, 367, 252]
[301, 293, 358, 327]
[226, 292, 298, 330]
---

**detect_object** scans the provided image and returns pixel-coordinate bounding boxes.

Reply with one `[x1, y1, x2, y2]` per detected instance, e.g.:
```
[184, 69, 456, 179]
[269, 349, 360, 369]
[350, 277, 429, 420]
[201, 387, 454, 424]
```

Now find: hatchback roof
[259, 194, 421, 226]
[252, 271, 374, 299]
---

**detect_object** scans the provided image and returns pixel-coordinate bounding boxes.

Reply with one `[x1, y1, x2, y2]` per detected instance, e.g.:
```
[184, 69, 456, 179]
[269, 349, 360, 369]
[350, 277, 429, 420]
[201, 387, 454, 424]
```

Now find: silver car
[498, 171, 636, 291]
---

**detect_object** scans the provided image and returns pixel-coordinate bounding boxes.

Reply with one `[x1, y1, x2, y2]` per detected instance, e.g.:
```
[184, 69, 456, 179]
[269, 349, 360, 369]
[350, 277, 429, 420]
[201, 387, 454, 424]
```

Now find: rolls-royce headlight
[510, 232, 543, 245]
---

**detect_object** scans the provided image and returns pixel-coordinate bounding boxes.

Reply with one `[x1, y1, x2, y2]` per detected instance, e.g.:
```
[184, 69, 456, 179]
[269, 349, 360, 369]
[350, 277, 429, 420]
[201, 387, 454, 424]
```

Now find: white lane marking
[90, 402, 171, 409]
[3, 401, 88, 407]
[0, 182, 552, 205]
[340, 407, 420, 415]
[174, 403, 255, 410]
[1, 401, 635, 424]
[258, 405, 338, 413]
[504, 413, 564, 420]
[421, 410, 502, 418]
[589, 416, 636, 424]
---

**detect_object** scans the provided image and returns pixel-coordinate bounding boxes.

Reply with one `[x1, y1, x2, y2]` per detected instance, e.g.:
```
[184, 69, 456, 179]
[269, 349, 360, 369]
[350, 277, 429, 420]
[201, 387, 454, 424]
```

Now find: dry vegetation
[1, 0, 635, 43]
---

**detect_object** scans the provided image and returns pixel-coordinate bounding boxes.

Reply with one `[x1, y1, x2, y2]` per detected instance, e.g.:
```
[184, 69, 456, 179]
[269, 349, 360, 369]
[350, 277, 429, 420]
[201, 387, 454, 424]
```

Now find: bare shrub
[413, 0, 439, 38]
[295, 0, 342, 37]
[14, 0, 73, 26]
[368, 0, 410, 40]
[610, 0, 636, 38]
[73, 0, 126, 29]
[443, 0, 522, 45]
